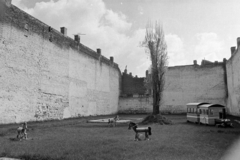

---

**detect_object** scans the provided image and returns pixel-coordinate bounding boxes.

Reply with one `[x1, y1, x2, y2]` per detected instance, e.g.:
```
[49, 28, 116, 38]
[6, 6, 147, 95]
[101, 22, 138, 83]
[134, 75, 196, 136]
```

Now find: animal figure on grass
[108, 115, 119, 127]
[16, 122, 28, 140]
[128, 122, 151, 141]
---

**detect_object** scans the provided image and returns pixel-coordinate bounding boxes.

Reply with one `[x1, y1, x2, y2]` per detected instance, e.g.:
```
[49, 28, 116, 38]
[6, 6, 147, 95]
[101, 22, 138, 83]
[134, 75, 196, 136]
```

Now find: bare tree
[142, 21, 168, 115]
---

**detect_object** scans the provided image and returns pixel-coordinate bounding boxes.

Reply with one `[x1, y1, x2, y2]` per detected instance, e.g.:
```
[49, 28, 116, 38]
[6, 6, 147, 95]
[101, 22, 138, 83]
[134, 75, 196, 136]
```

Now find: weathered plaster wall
[163, 64, 226, 113]
[119, 64, 226, 114]
[226, 49, 240, 116]
[68, 50, 120, 117]
[119, 97, 151, 114]
[0, 2, 120, 124]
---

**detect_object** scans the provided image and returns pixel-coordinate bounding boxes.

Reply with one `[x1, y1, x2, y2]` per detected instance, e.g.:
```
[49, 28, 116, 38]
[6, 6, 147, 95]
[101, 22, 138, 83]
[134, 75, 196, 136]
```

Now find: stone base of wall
[119, 97, 186, 114]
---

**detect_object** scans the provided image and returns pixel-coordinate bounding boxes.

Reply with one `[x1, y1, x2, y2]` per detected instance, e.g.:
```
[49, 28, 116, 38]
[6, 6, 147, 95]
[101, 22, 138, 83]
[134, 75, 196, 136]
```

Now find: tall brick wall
[226, 44, 240, 116]
[0, 2, 120, 124]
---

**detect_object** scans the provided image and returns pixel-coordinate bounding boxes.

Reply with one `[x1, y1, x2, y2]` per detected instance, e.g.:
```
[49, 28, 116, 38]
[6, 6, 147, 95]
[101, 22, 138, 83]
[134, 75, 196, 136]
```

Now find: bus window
[206, 110, 209, 115]
[210, 109, 213, 115]
[199, 109, 202, 114]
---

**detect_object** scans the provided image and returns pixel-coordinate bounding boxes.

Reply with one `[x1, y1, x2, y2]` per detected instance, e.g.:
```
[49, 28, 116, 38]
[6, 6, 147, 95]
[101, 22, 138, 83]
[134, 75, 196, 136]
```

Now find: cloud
[12, 0, 149, 77]
[194, 32, 224, 62]
[165, 34, 187, 66]
[102, 10, 132, 32]
[12, 0, 27, 9]
[138, 6, 144, 15]
[114, 29, 149, 77]
[164, 33, 225, 67]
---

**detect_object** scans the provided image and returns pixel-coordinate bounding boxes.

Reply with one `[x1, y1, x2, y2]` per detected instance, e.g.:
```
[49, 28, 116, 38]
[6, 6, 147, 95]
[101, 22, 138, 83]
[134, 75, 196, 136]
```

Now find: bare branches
[142, 21, 168, 115]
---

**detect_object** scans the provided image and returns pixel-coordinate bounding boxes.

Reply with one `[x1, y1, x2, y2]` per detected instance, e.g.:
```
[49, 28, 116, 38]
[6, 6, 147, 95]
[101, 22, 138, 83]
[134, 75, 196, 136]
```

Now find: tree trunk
[152, 91, 160, 115]
[152, 68, 160, 115]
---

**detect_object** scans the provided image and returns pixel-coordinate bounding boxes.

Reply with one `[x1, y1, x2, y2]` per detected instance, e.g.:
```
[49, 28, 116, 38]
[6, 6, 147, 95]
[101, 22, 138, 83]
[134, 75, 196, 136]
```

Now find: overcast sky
[12, 0, 240, 77]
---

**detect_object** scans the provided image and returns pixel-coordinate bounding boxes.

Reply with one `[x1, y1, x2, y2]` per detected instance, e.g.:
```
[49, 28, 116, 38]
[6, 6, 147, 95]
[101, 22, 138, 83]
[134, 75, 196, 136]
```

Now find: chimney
[74, 35, 80, 43]
[124, 68, 127, 74]
[97, 48, 101, 55]
[97, 49, 101, 61]
[129, 72, 132, 77]
[223, 58, 227, 64]
[193, 60, 197, 65]
[110, 56, 114, 63]
[237, 37, 240, 48]
[60, 27, 67, 36]
[231, 46, 236, 56]
[146, 70, 149, 77]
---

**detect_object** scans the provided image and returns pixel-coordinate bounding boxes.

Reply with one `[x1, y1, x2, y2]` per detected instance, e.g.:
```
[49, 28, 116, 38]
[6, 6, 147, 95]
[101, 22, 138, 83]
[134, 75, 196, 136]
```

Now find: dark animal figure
[108, 115, 119, 127]
[17, 122, 27, 140]
[128, 122, 151, 141]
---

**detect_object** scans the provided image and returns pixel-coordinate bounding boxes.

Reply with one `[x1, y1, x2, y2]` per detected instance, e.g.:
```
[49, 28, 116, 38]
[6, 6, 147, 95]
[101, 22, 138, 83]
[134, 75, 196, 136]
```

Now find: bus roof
[186, 102, 209, 107]
[199, 104, 225, 108]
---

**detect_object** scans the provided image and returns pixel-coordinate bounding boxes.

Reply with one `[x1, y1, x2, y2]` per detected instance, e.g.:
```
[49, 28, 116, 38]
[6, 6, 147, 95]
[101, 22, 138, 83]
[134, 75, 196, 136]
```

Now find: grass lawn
[0, 114, 240, 160]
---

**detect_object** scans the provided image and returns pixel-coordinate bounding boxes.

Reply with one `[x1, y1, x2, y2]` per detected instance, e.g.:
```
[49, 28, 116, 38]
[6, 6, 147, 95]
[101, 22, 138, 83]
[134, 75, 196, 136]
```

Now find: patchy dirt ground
[0, 114, 240, 160]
